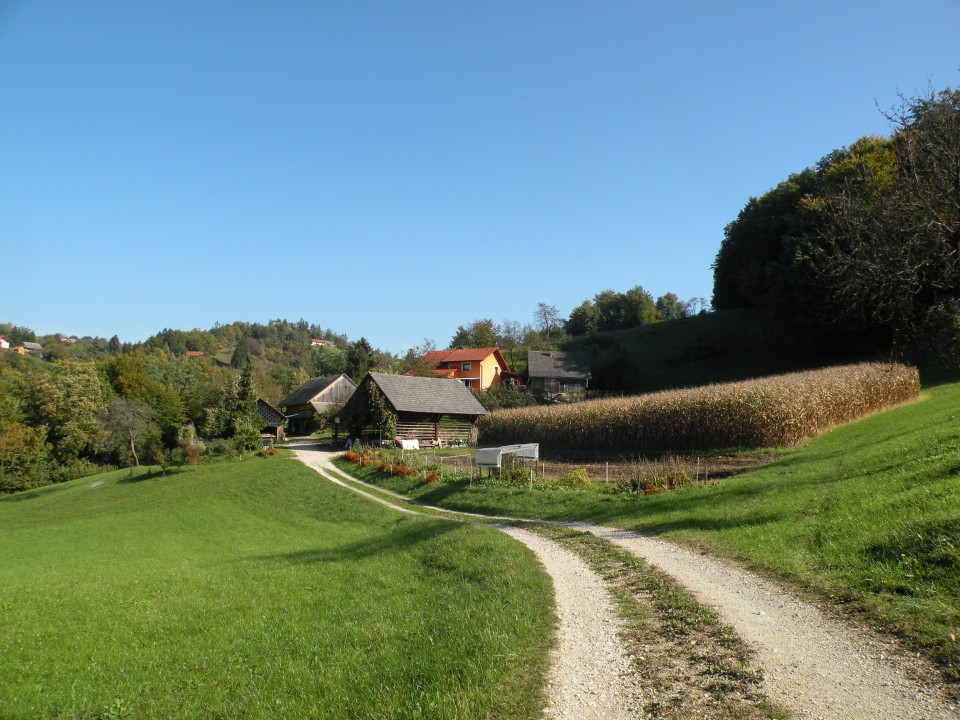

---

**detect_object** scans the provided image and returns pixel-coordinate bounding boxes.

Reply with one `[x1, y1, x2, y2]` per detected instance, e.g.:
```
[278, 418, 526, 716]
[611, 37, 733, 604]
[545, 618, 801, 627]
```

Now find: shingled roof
[279, 375, 342, 408]
[527, 350, 592, 380]
[367, 372, 487, 417]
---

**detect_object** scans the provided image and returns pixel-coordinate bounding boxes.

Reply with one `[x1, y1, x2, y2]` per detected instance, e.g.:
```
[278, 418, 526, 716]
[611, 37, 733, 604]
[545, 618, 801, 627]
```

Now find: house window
[462, 379, 472, 388]
[462, 362, 471, 371]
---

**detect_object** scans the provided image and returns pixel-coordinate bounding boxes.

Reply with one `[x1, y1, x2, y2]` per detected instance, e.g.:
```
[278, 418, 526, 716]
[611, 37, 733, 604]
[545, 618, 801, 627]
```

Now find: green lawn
[338, 373, 960, 684]
[0, 454, 553, 719]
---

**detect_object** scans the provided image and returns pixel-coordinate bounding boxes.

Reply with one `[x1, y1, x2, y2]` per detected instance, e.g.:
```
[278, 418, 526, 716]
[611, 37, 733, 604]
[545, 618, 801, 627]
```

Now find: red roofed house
[185, 350, 205, 359]
[418, 348, 515, 391]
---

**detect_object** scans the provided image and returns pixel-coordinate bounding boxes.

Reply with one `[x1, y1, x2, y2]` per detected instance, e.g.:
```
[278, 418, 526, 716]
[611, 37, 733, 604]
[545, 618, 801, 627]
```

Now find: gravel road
[292, 444, 959, 719]
[580, 524, 959, 720]
[498, 526, 644, 720]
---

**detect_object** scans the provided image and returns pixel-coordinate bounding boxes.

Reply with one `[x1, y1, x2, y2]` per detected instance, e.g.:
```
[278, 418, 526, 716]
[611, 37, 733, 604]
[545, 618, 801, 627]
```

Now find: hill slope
[0, 455, 552, 719]
[564, 309, 880, 393]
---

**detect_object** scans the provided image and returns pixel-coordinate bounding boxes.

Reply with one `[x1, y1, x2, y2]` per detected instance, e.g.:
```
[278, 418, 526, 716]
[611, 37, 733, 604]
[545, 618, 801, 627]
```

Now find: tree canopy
[712, 83, 960, 358]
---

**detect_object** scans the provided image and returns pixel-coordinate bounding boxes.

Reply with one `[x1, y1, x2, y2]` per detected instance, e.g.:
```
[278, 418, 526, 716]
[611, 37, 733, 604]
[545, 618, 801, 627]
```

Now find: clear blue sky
[2, 1, 957, 354]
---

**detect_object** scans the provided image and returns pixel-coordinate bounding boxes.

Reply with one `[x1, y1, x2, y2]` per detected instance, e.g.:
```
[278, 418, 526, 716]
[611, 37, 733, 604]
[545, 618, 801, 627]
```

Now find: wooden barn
[340, 372, 487, 446]
[527, 350, 592, 395]
[256, 398, 288, 444]
[279, 373, 357, 436]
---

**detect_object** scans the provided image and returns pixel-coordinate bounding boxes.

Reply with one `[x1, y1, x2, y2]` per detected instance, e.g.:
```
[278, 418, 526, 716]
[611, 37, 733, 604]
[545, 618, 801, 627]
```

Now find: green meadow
[340, 372, 960, 683]
[0, 455, 553, 720]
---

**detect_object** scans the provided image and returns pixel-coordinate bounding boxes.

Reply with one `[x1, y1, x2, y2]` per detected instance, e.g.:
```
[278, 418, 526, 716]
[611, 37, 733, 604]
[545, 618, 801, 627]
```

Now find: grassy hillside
[343, 370, 960, 684]
[0, 455, 553, 719]
[563, 309, 879, 393]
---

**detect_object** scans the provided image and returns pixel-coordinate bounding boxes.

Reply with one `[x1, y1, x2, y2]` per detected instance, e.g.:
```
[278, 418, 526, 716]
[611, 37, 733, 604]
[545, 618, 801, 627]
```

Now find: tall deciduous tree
[0, 420, 52, 492]
[656, 293, 688, 321]
[809, 87, 960, 356]
[25, 360, 108, 463]
[450, 319, 499, 349]
[99, 398, 156, 467]
[534, 303, 562, 336]
[312, 344, 345, 377]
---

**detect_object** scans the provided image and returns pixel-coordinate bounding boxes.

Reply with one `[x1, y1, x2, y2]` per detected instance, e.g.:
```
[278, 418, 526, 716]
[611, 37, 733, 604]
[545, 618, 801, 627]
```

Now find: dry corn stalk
[478, 363, 920, 452]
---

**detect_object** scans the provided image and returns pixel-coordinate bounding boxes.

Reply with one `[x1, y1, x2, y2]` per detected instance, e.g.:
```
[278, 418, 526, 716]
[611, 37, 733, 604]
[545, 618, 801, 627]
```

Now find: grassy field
[337, 371, 960, 684]
[0, 454, 553, 719]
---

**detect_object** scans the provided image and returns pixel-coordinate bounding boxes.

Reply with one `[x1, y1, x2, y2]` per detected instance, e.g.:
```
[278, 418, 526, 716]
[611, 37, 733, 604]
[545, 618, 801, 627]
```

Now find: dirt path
[498, 526, 644, 720]
[582, 524, 957, 720]
[292, 444, 643, 719]
[291, 444, 959, 719]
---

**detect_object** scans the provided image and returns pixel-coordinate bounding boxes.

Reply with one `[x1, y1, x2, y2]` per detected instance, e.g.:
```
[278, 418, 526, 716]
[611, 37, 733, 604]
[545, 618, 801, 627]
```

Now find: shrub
[555, 468, 590, 488]
[478, 363, 920, 452]
[184, 442, 203, 466]
[206, 438, 236, 456]
[425, 471, 439, 483]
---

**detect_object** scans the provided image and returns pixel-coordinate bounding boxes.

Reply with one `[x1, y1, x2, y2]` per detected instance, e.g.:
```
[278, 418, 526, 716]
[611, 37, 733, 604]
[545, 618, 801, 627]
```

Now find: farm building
[416, 347, 518, 390]
[279, 373, 357, 435]
[340, 372, 487, 446]
[527, 350, 592, 394]
[257, 398, 287, 444]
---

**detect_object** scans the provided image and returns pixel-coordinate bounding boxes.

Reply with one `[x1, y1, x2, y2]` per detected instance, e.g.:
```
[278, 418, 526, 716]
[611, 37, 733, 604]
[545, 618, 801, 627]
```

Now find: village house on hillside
[0, 336, 9, 350]
[279, 373, 357, 435]
[527, 350, 592, 395]
[416, 347, 517, 391]
[341, 372, 487, 446]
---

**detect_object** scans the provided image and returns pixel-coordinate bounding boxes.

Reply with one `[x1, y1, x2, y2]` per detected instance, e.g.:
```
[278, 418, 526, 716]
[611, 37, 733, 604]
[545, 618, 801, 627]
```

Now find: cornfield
[478, 363, 920, 452]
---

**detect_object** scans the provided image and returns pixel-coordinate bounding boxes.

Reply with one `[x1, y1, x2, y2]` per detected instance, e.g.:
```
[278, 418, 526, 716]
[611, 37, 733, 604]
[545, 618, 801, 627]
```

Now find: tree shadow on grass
[245, 519, 461, 566]
[614, 510, 787, 537]
[412, 480, 473, 506]
[119, 467, 183, 484]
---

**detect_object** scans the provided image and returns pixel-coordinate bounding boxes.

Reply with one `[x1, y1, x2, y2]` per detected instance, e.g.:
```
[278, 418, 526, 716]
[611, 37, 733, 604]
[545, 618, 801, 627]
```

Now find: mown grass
[0, 453, 553, 719]
[338, 374, 960, 686]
